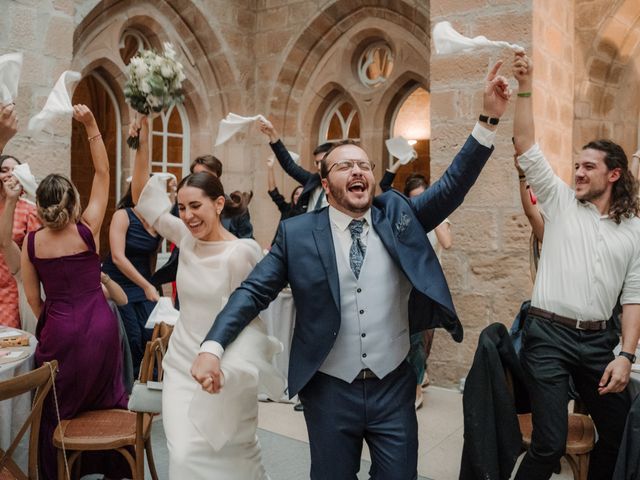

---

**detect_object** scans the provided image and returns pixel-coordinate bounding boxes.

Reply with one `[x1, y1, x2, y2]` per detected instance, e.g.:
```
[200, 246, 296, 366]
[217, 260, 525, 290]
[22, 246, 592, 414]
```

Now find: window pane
[348, 112, 360, 139]
[152, 114, 164, 133]
[166, 164, 184, 183]
[168, 107, 183, 134]
[167, 135, 183, 167]
[327, 113, 343, 140]
[151, 134, 163, 163]
[338, 102, 352, 119]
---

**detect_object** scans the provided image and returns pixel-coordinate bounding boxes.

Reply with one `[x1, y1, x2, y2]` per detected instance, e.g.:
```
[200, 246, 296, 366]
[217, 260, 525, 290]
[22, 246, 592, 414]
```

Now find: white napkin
[136, 173, 175, 227]
[385, 136, 417, 165]
[215, 113, 266, 146]
[11, 163, 38, 202]
[27, 71, 81, 134]
[433, 21, 524, 55]
[144, 297, 180, 328]
[0, 53, 22, 104]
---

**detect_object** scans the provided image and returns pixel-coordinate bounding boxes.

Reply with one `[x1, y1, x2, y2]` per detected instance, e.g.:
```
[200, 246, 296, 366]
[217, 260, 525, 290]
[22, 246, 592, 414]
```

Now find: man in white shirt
[512, 52, 640, 480]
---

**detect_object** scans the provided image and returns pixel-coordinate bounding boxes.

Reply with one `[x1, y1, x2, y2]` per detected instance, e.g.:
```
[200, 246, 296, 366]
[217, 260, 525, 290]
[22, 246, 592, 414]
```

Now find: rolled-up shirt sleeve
[621, 250, 640, 305]
[517, 143, 574, 221]
[471, 122, 496, 148]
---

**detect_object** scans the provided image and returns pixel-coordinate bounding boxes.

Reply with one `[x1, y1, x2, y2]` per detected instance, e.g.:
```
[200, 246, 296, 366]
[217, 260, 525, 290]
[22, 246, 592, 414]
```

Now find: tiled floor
[257, 386, 574, 480]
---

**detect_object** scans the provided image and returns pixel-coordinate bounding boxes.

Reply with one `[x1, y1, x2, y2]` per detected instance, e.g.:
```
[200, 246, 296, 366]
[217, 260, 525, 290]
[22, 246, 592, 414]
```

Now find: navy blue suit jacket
[206, 134, 493, 396]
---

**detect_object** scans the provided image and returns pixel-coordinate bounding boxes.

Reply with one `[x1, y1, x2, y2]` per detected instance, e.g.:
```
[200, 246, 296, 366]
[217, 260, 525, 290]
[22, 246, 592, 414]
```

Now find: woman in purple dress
[21, 105, 127, 480]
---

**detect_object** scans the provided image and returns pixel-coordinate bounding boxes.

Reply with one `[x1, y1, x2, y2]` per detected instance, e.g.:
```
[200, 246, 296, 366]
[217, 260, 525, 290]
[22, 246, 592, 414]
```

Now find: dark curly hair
[582, 140, 639, 224]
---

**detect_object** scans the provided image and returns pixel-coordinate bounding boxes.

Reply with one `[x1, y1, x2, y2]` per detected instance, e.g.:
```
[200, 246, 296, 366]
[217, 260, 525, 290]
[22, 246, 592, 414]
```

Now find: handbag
[127, 380, 163, 414]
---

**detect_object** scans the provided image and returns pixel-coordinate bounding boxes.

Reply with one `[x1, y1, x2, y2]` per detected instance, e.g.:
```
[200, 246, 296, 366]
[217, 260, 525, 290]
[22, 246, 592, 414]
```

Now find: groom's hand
[191, 352, 223, 394]
[482, 60, 511, 122]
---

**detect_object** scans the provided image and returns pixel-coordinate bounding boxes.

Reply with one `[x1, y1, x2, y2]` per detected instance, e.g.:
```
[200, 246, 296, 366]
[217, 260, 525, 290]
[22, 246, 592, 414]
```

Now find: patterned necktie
[313, 188, 325, 211]
[348, 219, 367, 279]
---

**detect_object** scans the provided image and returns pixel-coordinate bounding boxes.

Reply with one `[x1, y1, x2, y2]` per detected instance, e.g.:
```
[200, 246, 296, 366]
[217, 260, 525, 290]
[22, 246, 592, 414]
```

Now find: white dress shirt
[518, 143, 640, 320]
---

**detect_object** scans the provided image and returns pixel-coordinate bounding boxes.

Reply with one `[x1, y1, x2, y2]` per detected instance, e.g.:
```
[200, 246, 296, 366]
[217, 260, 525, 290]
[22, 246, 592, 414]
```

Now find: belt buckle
[575, 319, 586, 330]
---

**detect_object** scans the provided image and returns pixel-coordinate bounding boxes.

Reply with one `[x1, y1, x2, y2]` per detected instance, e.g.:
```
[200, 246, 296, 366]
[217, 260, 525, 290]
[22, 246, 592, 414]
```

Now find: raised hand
[2, 176, 21, 200]
[0, 103, 18, 153]
[513, 51, 533, 90]
[482, 60, 511, 119]
[72, 104, 97, 129]
[258, 119, 279, 143]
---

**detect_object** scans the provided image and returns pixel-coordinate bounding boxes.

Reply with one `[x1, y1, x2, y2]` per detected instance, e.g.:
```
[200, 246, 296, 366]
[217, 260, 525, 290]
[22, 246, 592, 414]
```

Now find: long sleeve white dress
[136, 176, 285, 480]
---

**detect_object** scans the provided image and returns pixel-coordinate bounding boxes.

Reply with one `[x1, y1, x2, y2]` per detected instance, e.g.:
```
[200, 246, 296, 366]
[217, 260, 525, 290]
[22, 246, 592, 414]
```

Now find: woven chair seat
[518, 412, 595, 454]
[53, 409, 151, 450]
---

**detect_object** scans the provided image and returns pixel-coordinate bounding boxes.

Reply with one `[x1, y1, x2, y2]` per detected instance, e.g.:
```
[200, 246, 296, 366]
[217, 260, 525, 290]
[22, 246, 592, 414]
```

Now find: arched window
[148, 104, 191, 180]
[319, 99, 361, 143]
[388, 85, 430, 188]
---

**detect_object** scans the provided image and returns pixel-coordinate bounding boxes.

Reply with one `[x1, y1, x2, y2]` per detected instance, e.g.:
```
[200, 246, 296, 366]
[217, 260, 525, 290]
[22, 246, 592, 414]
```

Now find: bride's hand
[191, 352, 223, 394]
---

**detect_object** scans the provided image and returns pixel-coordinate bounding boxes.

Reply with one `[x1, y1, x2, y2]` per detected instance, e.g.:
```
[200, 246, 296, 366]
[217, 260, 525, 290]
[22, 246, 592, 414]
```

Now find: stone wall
[429, 0, 534, 385]
[0, 0, 75, 178]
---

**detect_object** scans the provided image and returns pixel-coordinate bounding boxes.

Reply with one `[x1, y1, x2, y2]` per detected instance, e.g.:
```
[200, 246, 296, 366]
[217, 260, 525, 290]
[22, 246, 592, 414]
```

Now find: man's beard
[576, 182, 606, 202]
[327, 183, 373, 214]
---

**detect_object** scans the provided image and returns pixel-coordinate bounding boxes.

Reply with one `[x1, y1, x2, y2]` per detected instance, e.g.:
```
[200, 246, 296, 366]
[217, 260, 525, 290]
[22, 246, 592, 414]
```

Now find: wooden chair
[518, 409, 595, 480]
[0, 360, 58, 480]
[53, 327, 171, 480]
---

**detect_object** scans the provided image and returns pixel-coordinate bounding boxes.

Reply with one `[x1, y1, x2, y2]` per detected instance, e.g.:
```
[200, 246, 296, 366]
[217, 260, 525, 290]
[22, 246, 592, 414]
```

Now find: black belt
[354, 368, 378, 380]
[528, 306, 607, 331]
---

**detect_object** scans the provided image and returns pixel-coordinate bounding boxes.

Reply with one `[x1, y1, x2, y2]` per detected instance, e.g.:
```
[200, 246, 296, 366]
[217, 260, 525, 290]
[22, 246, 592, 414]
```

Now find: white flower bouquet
[124, 42, 186, 149]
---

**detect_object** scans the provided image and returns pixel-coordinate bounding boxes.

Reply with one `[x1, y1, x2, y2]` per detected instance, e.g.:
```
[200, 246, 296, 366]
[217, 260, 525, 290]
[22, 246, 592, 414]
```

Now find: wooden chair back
[0, 360, 58, 480]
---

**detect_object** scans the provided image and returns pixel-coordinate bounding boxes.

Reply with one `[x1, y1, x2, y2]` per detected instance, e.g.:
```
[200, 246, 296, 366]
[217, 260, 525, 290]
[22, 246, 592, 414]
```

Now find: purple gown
[28, 222, 127, 480]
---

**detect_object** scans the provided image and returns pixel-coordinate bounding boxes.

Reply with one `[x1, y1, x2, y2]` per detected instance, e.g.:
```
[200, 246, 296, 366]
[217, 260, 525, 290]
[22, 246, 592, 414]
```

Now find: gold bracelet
[88, 133, 102, 142]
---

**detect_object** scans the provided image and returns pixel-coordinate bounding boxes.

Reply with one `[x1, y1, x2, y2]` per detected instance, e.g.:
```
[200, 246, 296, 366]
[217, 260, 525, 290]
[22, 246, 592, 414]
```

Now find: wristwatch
[479, 114, 499, 125]
[618, 351, 637, 363]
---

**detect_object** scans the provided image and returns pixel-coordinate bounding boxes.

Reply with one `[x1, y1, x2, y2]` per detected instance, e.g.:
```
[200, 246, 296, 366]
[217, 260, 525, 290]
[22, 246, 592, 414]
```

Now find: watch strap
[479, 114, 499, 126]
[619, 351, 636, 363]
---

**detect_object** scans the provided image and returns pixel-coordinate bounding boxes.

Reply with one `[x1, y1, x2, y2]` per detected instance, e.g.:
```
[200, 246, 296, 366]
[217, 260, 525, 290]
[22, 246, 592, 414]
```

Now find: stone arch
[269, 0, 429, 140]
[73, 0, 236, 160]
[574, 0, 640, 154]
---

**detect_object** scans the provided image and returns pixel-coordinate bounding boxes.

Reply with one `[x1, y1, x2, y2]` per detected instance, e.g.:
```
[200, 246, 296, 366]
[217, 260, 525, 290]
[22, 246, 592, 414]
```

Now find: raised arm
[0, 103, 17, 154]
[434, 221, 452, 250]
[409, 61, 511, 231]
[513, 53, 535, 156]
[0, 179, 22, 274]
[21, 237, 42, 318]
[258, 119, 314, 185]
[75, 105, 109, 240]
[267, 154, 277, 191]
[514, 152, 544, 241]
[131, 115, 150, 204]
[379, 164, 398, 192]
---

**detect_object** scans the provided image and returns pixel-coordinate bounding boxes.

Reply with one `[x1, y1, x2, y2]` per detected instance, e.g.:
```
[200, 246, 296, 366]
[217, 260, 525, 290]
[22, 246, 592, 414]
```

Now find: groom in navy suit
[192, 62, 511, 479]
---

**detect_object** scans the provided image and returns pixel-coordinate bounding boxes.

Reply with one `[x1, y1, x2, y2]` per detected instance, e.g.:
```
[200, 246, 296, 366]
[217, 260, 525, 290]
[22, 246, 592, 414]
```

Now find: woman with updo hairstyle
[21, 105, 127, 480]
[130, 116, 283, 480]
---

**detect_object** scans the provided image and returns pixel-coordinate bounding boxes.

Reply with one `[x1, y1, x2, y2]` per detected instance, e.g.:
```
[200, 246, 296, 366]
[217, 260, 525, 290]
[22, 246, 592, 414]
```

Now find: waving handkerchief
[11, 163, 38, 202]
[145, 297, 180, 328]
[215, 112, 266, 146]
[0, 53, 22, 104]
[433, 21, 523, 55]
[385, 136, 417, 165]
[136, 173, 176, 226]
[28, 71, 81, 134]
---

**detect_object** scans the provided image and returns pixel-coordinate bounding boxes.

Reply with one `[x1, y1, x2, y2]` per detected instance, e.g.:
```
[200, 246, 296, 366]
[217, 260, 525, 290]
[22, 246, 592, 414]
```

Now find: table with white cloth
[0, 328, 37, 471]
[260, 288, 295, 402]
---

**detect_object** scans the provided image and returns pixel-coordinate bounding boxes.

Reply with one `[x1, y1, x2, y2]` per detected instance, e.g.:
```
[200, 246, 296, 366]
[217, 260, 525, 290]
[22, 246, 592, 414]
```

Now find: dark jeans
[515, 315, 631, 480]
[299, 361, 418, 480]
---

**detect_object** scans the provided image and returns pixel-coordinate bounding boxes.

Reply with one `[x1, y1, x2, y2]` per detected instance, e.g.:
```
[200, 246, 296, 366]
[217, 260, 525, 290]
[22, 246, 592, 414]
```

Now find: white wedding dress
[137, 177, 285, 480]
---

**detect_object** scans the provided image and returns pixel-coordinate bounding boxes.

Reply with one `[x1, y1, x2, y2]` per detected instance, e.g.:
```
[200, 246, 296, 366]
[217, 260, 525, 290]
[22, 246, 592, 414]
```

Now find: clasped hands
[191, 352, 225, 394]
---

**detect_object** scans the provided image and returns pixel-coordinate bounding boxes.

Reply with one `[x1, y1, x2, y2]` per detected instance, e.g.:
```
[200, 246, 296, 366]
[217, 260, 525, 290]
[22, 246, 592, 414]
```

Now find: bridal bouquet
[124, 42, 186, 148]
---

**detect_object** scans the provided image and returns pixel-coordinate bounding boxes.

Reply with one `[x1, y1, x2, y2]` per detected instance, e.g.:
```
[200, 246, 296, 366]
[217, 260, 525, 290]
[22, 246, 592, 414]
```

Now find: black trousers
[515, 315, 631, 480]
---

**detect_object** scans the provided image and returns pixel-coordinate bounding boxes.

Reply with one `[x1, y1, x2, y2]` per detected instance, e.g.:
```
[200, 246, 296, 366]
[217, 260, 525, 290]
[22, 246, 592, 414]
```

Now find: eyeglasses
[326, 160, 375, 175]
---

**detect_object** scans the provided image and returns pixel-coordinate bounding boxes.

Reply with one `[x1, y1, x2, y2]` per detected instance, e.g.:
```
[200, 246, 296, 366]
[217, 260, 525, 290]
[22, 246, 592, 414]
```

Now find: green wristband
[517, 92, 532, 98]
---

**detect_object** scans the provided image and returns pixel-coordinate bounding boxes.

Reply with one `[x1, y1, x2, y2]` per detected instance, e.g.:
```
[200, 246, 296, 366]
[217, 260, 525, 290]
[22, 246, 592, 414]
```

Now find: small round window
[358, 42, 394, 88]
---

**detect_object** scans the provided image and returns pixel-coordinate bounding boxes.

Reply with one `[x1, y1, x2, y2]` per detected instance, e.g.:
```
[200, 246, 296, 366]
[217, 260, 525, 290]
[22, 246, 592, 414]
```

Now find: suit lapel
[312, 210, 340, 311]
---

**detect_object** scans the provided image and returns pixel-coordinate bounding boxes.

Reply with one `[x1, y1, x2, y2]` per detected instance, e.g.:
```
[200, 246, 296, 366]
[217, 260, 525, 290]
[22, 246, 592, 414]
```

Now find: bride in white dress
[130, 118, 284, 480]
